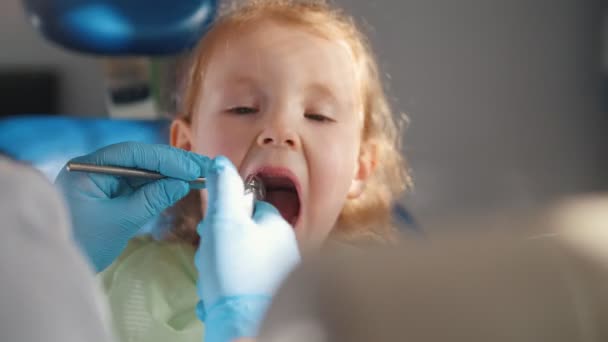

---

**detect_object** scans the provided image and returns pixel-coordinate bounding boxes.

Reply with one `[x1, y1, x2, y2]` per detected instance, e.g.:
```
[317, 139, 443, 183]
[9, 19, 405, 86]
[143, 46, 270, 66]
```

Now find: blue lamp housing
[22, 0, 218, 55]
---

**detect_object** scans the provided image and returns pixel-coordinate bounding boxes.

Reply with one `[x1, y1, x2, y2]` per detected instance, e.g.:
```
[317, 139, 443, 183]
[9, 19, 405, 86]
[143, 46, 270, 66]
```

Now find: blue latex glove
[55, 142, 211, 272]
[195, 156, 301, 342]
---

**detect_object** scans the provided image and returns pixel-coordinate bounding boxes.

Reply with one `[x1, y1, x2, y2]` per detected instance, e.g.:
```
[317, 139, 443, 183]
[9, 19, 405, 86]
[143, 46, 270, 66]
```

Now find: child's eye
[305, 113, 335, 123]
[228, 107, 258, 115]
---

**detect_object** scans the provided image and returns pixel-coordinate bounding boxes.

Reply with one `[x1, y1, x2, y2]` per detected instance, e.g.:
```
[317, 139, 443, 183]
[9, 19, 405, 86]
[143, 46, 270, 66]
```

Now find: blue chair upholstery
[0, 115, 169, 180]
[22, 0, 218, 55]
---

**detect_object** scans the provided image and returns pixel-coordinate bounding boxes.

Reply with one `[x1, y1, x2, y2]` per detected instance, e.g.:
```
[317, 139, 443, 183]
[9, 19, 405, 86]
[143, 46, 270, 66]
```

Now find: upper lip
[250, 166, 302, 195]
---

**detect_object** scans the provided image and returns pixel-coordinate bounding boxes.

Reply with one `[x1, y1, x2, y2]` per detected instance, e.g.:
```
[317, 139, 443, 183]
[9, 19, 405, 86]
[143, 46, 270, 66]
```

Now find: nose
[256, 118, 301, 150]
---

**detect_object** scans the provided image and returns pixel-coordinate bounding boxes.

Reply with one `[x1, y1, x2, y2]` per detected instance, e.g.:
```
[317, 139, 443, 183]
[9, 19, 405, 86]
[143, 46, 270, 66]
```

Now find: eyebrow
[305, 82, 341, 106]
[223, 76, 259, 88]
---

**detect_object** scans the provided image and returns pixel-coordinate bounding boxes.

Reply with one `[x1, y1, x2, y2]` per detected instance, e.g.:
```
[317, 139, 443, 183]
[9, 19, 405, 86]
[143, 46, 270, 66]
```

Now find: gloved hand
[195, 156, 301, 342]
[55, 142, 211, 272]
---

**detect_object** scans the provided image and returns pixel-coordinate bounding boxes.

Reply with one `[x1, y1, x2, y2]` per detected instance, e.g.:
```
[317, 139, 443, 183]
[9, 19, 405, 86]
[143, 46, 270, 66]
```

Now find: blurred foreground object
[259, 194, 608, 342]
[0, 156, 113, 342]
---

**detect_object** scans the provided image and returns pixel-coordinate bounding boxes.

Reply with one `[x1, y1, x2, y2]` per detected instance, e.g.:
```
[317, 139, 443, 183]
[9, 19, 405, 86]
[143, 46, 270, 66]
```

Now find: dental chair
[0, 0, 416, 229]
[0, 0, 218, 179]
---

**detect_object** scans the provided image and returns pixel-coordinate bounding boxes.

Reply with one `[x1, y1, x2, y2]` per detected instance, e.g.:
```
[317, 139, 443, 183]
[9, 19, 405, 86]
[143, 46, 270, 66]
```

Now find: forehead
[201, 20, 360, 99]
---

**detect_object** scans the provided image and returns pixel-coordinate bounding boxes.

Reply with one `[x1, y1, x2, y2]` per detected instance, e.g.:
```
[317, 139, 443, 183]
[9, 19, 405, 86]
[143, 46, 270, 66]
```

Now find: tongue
[265, 190, 299, 224]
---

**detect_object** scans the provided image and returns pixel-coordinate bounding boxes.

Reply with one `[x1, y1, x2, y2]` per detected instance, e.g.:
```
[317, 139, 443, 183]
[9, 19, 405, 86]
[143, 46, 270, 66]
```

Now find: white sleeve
[0, 157, 115, 342]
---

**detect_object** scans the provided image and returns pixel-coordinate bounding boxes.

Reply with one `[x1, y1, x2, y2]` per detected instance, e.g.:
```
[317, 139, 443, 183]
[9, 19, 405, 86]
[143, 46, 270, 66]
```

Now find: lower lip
[290, 217, 300, 229]
[292, 198, 302, 229]
[288, 198, 302, 230]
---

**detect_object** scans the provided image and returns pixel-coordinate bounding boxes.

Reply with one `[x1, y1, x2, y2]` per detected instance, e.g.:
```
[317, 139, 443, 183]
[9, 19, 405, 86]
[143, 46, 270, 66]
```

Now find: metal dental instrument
[66, 162, 207, 186]
[244, 174, 266, 202]
[66, 162, 266, 201]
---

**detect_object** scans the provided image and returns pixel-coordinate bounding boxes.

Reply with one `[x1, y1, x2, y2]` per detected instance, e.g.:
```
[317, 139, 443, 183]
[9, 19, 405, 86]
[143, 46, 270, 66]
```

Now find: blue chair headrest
[22, 0, 218, 55]
[0, 115, 170, 180]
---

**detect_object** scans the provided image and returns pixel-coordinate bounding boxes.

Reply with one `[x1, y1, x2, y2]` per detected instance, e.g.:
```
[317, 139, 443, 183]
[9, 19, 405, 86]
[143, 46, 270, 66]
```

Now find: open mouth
[253, 168, 301, 226]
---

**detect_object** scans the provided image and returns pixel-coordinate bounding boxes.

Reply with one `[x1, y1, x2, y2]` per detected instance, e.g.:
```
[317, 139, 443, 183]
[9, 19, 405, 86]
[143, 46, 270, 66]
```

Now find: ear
[347, 142, 378, 199]
[170, 118, 193, 151]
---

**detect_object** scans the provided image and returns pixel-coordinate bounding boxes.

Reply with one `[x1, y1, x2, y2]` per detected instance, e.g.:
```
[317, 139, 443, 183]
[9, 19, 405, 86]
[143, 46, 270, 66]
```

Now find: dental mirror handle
[67, 162, 266, 215]
[66, 162, 206, 186]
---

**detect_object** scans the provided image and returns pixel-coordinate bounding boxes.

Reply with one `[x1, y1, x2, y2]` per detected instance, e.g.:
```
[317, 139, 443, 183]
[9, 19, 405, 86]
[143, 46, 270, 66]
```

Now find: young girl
[99, 0, 411, 341]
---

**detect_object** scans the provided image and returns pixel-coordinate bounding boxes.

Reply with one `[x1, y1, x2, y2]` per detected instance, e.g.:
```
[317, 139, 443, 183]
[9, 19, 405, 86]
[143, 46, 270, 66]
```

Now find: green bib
[99, 236, 203, 342]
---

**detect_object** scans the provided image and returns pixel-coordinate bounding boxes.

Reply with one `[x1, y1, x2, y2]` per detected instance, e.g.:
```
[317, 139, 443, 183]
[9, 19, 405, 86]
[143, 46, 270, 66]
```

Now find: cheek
[306, 126, 360, 220]
[314, 149, 356, 191]
[189, 115, 258, 218]
[310, 125, 360, 189]
[190, 115, 255, 163]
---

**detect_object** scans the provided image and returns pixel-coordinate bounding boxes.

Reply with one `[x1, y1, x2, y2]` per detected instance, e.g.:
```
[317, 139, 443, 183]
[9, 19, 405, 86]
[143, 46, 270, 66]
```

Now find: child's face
[173, 21, 373, 250]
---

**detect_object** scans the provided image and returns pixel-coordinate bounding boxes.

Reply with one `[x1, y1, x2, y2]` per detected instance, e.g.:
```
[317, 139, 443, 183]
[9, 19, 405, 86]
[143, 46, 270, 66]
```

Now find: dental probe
[66, 162, 266, 201]
[66, 162, 206, 186]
